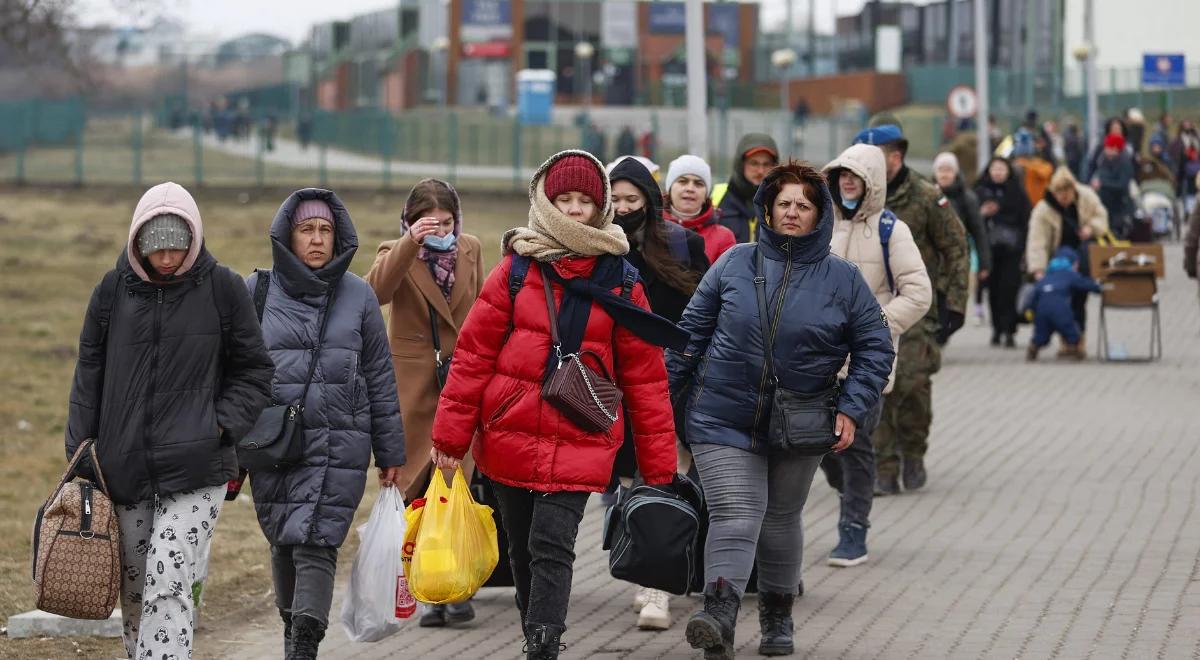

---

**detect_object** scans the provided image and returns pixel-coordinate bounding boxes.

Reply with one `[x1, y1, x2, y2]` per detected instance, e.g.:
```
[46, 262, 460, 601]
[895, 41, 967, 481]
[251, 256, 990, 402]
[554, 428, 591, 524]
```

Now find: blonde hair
[1048, 166, 1078, 194]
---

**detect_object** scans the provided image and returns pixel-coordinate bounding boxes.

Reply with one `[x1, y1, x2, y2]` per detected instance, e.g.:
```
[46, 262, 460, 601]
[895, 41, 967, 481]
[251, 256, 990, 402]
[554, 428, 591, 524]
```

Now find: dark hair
[641, 218, 701, 294]
[763, 161, 826, 225]
[880, 140, 909, 158]
[404, 179, 459, 226]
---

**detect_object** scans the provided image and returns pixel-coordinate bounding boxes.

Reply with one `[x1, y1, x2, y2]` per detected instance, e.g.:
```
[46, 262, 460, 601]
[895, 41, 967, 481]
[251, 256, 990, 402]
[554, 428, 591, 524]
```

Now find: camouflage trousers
[873, 321, 942, 478]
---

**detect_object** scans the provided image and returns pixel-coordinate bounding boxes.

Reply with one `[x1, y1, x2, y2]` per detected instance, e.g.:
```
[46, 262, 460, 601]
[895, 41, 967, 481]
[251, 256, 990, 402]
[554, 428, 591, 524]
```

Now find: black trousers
[989, 245, 1024, 336]
[491, 483, 589, 630]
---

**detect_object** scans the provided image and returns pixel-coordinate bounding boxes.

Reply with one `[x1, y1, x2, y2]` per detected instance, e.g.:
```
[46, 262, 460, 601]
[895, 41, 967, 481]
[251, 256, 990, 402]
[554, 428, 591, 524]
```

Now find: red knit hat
[1104, 133, 1126, 151]
[544, 155, 605, 205]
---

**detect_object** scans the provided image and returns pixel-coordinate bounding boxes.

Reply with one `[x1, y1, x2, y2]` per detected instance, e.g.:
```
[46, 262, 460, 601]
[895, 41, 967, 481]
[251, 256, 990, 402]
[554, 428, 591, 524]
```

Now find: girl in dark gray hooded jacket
[246, 189, 406, 658]
[65, 181, 275, 659]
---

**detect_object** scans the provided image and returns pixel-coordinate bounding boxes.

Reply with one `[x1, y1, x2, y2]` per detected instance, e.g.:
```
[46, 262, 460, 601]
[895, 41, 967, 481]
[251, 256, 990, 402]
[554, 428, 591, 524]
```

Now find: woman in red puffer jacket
[431, 150, 685, 659]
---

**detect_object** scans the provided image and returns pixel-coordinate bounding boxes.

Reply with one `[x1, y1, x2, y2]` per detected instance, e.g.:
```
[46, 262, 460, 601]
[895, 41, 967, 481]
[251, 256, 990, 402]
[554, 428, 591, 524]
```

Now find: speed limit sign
[946, 85, 978, 119]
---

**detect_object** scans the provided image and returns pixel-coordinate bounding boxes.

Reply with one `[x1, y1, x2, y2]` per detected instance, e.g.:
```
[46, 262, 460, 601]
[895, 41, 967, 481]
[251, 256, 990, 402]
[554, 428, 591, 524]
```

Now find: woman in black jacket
[974, 157, 1032, 348]
[65, 182, 274, 659]
[607, 156, 708, 631]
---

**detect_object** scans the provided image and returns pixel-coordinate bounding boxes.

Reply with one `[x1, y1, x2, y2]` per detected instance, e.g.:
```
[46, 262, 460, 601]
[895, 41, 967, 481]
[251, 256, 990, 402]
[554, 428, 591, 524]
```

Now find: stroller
[1136, 179, 1180, 241]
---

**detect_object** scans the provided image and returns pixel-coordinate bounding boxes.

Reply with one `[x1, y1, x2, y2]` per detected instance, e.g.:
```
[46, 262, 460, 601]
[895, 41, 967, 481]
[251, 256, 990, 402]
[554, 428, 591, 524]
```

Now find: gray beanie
[137, 214, 193, 257]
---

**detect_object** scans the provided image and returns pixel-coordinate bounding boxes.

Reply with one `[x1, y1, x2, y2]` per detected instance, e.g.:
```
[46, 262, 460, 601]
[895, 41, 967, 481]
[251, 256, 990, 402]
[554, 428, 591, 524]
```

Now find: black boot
[902, 457, 927, 491]
[523, 623, 566, 660]
[279, 609, 292, 658]
[874, 472, 900, 496]
[419, 604, 447, 628]
[290, 614, 325, 660]
[686, 577, 741, 660]
[757, 592, 795, 656]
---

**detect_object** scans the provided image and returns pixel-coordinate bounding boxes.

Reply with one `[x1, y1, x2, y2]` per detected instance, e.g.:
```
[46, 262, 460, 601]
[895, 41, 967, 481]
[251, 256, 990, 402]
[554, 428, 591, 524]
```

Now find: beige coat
[364, 234, 484, 500]
[1025, 183, 1109, 274]
[824, 144, 933, 393]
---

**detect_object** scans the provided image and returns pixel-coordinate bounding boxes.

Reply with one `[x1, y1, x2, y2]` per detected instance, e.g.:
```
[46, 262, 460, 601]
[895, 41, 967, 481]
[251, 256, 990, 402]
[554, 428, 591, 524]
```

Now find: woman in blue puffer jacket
[667, 162, 893, 660]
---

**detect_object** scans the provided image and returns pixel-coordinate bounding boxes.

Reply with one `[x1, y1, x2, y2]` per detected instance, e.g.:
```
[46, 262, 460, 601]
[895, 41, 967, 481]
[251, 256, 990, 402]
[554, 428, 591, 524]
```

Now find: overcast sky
[77, 0, 935, 45]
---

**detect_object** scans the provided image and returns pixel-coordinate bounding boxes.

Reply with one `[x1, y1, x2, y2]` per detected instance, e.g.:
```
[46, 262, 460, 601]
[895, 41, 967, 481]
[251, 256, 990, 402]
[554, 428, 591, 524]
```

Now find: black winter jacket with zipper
[66, 248, 275, 504]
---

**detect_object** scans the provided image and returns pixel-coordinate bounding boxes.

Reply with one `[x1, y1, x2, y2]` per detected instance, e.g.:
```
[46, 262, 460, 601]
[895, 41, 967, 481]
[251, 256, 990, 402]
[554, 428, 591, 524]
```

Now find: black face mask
[615, 207, 647, 234]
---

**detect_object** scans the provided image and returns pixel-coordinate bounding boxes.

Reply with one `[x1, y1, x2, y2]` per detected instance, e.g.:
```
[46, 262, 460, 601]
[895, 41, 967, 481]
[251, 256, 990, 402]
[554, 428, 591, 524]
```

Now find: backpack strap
[252, 268, 272, 323]
[94, 270, 121, 343]
[508, 255, 530, 305]
[620, 259, 639, 300]
[878, 209, 898, 295]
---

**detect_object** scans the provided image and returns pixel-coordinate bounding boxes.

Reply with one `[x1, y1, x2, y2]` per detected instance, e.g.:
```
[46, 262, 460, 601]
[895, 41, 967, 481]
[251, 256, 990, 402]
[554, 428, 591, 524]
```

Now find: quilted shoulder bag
[539, 265, 623, 433]
[32, 439, 121, 620]
[237, 273, 336, 472]
[753, 248, 838, 456]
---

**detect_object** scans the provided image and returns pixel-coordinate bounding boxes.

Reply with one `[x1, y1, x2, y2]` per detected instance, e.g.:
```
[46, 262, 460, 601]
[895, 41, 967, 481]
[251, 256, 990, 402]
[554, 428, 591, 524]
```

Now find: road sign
[946, 85, 978, 119]
[1142, 54, 1185, 87]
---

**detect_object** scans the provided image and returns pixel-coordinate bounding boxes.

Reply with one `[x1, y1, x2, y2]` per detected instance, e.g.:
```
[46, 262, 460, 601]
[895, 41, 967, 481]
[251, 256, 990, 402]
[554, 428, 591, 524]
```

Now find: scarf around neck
[664, 201, 715, 233]
[421, 243, 457, 302]
[503, 177, 629, 262]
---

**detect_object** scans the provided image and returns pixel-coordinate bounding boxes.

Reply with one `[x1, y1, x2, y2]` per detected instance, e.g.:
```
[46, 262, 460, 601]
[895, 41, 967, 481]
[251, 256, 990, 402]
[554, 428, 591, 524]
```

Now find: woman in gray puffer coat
[247, 188, 406, 659]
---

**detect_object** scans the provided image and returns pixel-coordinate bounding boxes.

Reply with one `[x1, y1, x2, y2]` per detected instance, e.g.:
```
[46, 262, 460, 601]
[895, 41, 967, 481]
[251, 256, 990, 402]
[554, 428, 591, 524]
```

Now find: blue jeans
[691, 443, 822, 596]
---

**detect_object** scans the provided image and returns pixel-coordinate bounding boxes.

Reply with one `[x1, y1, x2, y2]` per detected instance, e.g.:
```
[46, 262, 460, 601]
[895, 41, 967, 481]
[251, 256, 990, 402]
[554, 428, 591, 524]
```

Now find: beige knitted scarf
[503, 155, 630, 262]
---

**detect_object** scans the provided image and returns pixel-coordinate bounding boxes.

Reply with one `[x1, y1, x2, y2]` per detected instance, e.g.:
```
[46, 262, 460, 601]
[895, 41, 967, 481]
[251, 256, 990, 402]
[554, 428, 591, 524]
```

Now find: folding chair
[1097, 271, 1162, 362]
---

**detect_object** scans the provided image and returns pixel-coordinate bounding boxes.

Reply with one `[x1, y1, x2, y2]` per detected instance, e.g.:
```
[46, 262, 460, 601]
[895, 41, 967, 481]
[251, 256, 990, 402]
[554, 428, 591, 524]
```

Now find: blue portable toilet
[517, 69, 556, 126]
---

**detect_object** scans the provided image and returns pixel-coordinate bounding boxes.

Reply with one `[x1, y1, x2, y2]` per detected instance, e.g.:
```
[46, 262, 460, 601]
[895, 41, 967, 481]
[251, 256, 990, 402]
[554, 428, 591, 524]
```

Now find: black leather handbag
[237, 272, 335, 472]
[428, 303, 452, 391]
[753, 249, 838, 456]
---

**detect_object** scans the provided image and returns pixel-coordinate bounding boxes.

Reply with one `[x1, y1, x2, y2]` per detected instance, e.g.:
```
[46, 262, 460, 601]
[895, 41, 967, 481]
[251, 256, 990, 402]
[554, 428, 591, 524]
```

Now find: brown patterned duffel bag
[32, 439, 121, 619]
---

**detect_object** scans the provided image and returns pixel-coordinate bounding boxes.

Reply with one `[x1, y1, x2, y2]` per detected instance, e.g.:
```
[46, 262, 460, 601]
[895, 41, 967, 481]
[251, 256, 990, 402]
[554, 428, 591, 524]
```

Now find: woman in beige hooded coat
[820, 144, 932, 566]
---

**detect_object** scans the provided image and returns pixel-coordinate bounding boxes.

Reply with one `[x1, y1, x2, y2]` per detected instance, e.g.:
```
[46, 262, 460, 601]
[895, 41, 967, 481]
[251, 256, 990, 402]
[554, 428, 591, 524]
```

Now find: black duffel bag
[603, 474, 703, 595]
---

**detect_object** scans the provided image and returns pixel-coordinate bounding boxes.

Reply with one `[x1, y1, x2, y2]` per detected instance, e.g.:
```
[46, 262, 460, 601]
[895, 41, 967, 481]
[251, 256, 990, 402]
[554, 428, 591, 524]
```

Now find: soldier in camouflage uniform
[852, 122, 970, 495]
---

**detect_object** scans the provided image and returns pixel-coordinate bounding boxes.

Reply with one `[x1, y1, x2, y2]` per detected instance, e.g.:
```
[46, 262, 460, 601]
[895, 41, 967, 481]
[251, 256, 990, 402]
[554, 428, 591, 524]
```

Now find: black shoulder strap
[95, 270, 121, 341]
[753, 248, 778, 385]
[428, 302, 444, 365]
[297, 284, 337, 408]
[508, 255, 531, 304]
[252, 269, 271, 323]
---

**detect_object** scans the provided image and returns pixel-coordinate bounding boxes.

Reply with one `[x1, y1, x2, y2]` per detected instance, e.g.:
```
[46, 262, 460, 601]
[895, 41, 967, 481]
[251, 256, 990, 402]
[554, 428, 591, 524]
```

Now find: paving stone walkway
[213, 245, 1200, 659]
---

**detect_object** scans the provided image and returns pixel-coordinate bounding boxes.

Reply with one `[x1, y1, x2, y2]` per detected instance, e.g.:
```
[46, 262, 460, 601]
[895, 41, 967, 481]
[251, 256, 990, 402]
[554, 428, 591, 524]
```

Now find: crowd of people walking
[63, 105, 1192, 660]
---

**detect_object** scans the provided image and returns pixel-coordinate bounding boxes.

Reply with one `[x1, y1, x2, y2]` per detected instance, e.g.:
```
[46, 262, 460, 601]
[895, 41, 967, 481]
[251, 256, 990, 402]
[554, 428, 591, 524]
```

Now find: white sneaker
[633, 586, 650, 612]
[636, 589, 671, 630]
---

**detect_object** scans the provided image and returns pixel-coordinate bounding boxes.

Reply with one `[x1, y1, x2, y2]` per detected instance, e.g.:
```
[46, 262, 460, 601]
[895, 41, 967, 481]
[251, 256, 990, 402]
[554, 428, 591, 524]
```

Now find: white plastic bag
[340, 487, 412, 642]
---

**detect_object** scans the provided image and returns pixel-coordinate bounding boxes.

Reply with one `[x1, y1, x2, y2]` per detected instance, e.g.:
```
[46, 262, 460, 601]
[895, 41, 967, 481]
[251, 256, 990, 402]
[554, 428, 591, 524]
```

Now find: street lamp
[575, 41, 595, 116]
[1074, 39, 1099, 156]
[771, 48, 798, 157]
[432, 36, 450, 107]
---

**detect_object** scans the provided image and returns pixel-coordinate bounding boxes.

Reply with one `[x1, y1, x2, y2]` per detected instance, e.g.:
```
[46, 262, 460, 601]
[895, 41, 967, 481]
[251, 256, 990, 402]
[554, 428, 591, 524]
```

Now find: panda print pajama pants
[116, 485, 224, 660]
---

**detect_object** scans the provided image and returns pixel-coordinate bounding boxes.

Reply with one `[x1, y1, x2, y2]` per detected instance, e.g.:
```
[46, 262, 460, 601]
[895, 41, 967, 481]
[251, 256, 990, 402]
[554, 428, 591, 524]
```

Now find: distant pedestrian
[712, 133, 779, 243]
[933, 151, 992, 329]
[1090, 133, 1136, 238]
[975, 156, 1032, 348]
[1185, 182, 1200, 309]
[617, 126, 637, 158]
[248, 190, 406, 659]
[662, 155, 736, 263]
[1024, 246, 1102, 361]
[1168, 120, 1200, 213]
[65, 182, 275, 659]
[1026, 167, 1109, 353]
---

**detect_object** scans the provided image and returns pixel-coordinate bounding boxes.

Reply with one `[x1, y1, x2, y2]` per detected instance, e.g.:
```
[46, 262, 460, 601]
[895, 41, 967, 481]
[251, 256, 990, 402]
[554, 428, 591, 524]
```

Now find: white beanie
[933, 151, 960, 173]
[665, 154, 713, 193]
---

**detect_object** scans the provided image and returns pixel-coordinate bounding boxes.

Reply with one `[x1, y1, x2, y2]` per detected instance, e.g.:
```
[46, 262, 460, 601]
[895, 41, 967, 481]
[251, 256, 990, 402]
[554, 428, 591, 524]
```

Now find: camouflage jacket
[886, 167, 970, 321]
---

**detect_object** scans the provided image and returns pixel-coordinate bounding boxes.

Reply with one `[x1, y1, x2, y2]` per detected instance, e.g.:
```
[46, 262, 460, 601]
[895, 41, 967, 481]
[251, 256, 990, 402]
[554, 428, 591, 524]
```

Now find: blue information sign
[648, 3, 686, 34]
[1142, 53, 1185, 87]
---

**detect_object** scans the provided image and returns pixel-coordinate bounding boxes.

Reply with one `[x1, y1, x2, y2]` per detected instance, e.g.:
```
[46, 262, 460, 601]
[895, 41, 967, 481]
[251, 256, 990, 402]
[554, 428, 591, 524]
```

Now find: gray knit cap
[137, 214, 193, 257]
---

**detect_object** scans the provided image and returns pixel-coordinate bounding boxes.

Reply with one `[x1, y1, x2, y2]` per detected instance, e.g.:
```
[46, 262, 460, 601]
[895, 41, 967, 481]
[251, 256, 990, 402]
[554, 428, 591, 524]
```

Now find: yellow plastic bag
[407, 468, 499, 605]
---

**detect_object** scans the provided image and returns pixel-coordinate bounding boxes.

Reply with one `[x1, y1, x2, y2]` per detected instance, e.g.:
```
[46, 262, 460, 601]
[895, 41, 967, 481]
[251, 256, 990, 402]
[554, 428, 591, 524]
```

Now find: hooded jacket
[248, 188, 406, 548]
[609, 157, 709, 323]
[432, 151, 677, 492]
[667, 168, 895, 453]
[716, 133, 778, 243]
[65, 182, 274, 504]
[823, 145, 933, 394]
[364, 181, 484, 499]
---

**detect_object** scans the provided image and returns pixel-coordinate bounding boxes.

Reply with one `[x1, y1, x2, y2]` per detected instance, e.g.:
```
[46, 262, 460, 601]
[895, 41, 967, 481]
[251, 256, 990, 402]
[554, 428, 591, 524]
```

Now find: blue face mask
[423, 232, 458, 252]
[842, 198, 860, 210]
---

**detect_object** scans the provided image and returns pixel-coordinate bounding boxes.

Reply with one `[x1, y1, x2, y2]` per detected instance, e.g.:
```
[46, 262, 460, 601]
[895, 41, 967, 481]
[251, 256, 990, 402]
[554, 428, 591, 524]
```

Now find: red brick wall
[770, 72, 908, 115]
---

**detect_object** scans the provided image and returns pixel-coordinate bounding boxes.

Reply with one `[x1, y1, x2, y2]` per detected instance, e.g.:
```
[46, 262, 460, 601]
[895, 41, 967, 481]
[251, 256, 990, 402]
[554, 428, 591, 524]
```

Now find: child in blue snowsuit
[1025, 246, 1102, 361]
